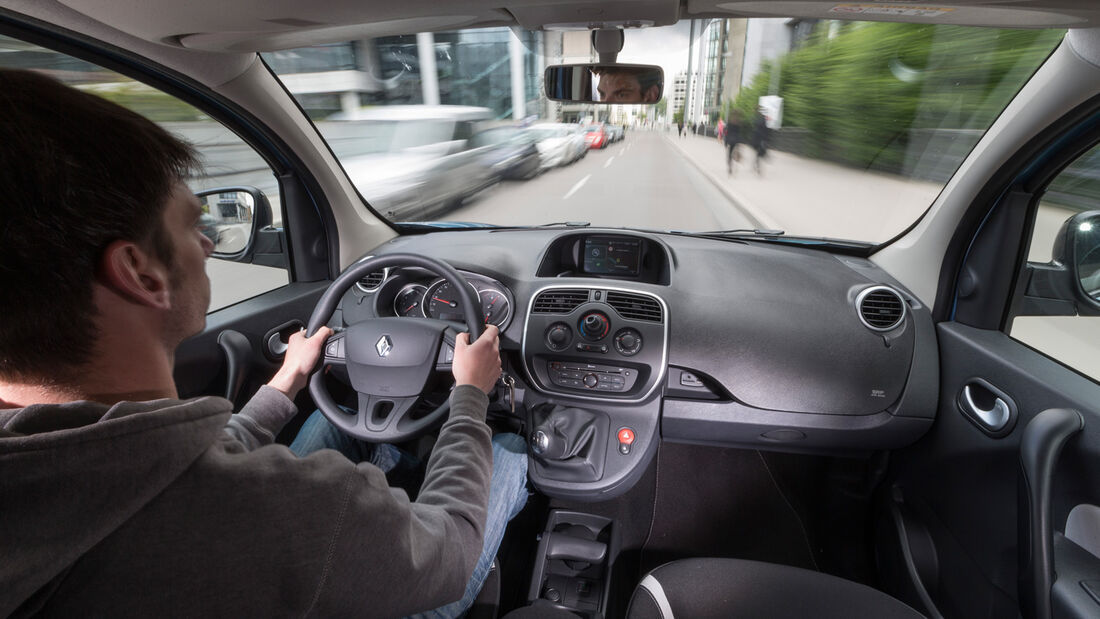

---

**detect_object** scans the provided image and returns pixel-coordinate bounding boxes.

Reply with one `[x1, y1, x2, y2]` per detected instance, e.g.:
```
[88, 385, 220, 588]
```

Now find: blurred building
[671, 71, 688, 117]
[263, 28, 548, 121]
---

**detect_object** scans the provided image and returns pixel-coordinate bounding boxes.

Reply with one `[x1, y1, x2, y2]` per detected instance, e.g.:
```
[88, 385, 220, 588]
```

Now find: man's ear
[98, 240, 171, 310]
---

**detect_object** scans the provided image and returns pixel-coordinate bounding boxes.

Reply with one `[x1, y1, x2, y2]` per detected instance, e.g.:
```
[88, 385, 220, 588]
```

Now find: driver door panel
[174, 281, 330, 410]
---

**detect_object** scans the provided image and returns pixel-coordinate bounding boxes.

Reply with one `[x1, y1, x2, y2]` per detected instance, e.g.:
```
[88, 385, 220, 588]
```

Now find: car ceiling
[47, 0, 1100, 53]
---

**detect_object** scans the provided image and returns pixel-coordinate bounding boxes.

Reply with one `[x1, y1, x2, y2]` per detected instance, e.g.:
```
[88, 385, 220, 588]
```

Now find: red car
[583, 123, 608, 149]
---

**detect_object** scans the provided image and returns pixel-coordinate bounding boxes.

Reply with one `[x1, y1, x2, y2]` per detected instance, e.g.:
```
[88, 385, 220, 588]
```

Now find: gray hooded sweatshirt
[0, 384, 493, 618]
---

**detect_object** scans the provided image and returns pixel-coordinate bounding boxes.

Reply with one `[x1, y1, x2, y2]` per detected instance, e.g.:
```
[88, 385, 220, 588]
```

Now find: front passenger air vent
[606, 291, 663, 323]
[356, 268, 389, 293]
[857, 286, 905, 331]
[533, 289, 589, 314]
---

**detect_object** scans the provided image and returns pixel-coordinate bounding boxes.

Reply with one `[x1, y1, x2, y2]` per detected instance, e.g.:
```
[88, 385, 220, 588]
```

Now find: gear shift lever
[532, 427, 568, 460]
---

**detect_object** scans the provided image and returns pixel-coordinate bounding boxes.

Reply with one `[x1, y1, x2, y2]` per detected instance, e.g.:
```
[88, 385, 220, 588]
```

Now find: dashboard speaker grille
[533, 289, 589, 314]
[356, 269, 388, 292]
[606, 291, 663, 323]
[858, 287, 905, 330]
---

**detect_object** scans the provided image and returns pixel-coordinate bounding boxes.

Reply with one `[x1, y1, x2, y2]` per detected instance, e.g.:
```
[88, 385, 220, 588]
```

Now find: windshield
[264, 20, 1064, 243]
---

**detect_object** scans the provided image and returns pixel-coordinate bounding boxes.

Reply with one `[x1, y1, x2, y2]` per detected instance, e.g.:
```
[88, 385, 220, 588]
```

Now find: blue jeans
[290, 411, 529, 619]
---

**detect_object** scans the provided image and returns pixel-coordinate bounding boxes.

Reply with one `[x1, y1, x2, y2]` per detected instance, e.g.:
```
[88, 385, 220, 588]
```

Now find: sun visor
[176, 16, 492, 52]
[702, 1, 1088, 29]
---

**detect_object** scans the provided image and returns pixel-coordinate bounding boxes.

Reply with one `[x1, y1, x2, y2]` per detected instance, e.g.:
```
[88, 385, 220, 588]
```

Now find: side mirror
[1019, 210, 1100, 316]
[544, 63, 663, 104]
[196, 186, 286, 268]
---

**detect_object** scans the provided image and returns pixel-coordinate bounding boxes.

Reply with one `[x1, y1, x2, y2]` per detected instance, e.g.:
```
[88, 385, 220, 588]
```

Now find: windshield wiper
[667, 229, 874, 254]
[536, 221, 590, 228]
[681, 228, 785, 236]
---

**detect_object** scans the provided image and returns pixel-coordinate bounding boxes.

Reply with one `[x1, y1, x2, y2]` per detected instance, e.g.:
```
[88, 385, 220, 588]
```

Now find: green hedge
[728, 23, 1064, 174]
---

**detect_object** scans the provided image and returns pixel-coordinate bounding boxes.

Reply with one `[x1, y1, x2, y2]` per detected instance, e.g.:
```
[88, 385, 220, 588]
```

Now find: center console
[520, 284, 667, 500]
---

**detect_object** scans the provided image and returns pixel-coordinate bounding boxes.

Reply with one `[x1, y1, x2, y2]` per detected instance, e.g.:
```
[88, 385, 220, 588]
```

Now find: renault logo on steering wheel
[375, 335, 393, 358]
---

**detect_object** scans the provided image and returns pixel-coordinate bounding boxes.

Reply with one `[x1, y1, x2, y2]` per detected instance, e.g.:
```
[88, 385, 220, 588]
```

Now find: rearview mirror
[544, 63, 663, 104]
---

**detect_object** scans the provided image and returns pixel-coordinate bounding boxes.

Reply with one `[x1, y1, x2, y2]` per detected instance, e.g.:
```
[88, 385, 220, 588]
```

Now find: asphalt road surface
[450, 130, 756, 231]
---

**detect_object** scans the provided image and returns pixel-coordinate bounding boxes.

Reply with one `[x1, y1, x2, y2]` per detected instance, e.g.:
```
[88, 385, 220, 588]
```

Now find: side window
[0, 35, 289, 312]
[1009, 143, 1100, 381]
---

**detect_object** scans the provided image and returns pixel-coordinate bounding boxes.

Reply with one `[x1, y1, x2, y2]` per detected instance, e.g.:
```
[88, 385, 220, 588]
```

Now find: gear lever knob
[531, 427, 568, 460]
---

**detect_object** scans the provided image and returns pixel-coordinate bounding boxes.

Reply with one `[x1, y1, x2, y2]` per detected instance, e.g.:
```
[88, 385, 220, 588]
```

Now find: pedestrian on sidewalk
[677, 119, 684, 137]
[724, 111, 743, 176]
[751, 107, 771, 175]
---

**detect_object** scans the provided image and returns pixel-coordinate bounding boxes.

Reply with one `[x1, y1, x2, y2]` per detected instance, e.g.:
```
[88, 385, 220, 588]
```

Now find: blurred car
[526, 123, 587, 170]
[330, 105, 496, 220]
[605, 123, 625, 143]
[469, 125, 541, 181]
[583, 123, 608, 149]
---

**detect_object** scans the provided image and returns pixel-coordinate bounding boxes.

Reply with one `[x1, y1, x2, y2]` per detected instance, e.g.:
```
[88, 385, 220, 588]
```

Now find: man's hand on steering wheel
[269, 326, 334, 400]
[453, 324, 501, 395]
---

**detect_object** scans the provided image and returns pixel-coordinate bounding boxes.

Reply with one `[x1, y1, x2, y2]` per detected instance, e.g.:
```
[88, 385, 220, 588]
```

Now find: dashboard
[335, 229, 937, 500]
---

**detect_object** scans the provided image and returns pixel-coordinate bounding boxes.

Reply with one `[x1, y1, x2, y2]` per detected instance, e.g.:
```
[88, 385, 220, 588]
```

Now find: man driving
[0, 68, 526, 618]
[595, 66, 662, 104]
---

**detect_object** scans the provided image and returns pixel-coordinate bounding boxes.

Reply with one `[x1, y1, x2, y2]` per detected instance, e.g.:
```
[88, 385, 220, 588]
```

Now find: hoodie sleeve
[222, 385, 298, 450]
[308, 384, 494, 616]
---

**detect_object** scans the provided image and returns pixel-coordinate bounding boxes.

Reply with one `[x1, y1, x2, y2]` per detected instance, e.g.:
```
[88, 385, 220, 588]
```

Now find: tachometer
[393, 284, 426, 317]
[424, 280, 477, 322]
[479, 288, 511, 327]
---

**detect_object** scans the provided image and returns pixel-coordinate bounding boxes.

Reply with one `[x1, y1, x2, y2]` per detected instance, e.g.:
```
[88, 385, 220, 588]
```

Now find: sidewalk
[664, 130, 942, 243]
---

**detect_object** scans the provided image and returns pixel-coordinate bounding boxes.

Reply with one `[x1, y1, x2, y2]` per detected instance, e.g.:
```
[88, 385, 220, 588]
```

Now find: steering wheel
[307, 254, 484, 442]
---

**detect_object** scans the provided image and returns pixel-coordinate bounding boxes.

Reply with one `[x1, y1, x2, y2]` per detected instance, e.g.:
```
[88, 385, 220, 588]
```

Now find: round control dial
[578, 311, 611, 341]
[545, 323, 572, 351]
[614, 328, 643, 356]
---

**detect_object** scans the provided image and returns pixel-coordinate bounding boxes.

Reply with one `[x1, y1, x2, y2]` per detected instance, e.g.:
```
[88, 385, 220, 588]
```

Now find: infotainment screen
[583, 236, 641, 275]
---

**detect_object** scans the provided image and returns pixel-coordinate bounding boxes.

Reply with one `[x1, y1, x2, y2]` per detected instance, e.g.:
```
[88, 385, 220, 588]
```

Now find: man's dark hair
[0, 69, 199, 382]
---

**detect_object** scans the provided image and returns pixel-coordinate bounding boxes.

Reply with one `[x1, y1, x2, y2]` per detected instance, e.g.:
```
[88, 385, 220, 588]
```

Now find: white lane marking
[563, 174, 591, 199]
[604, 156, 615, 168]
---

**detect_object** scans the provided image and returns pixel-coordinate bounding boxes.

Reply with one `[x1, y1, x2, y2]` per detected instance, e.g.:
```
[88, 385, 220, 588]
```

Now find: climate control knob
[578, 311, 611, 341]
[545, 323, 572, 351]
[614, 328, 643, 356]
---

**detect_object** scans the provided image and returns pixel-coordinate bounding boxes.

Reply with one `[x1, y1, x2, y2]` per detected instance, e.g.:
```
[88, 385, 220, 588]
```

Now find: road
[450, 130, 757, 231]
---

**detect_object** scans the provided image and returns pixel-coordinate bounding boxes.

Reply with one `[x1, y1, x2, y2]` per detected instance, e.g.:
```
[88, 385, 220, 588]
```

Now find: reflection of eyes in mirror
[199, 191, 254, 254]
[594, 68, 661, 104]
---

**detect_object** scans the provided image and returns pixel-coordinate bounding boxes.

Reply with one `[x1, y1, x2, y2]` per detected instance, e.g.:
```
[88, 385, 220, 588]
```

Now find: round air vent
[356, 268, 390, 293]
[856, 286, 906, 331]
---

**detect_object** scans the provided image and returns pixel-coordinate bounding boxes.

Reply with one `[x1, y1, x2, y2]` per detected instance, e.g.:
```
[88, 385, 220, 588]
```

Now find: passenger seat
[626, 558, 925, 618]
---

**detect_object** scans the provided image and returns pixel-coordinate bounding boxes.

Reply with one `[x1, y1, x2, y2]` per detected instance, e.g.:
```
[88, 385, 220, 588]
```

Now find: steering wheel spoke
[321, 329, 348, 369]
[434, 326, 462, 371]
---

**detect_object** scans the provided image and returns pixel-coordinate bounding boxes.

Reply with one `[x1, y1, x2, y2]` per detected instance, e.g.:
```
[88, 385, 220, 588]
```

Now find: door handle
[957, 379, 1017, 437]
[962, 384, 1010, 431]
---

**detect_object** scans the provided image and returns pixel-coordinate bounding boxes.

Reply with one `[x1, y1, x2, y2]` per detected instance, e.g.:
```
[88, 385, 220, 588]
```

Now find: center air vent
[356, 268, 389, 293]
[532, 289, 589, 314]
[606, 291, 663, 323]
[857, 286, 905, 331]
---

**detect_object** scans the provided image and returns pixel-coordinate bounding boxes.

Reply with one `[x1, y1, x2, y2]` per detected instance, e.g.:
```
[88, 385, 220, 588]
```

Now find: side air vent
[356, 268, 389, 293]
[533, 289, 590, 314]
[857, 286, 906, 331]
[606, 291, 663, 323]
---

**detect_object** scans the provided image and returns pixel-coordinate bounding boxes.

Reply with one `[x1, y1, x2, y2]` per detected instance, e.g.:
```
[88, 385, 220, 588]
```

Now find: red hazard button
[618, 427, 635, 445]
